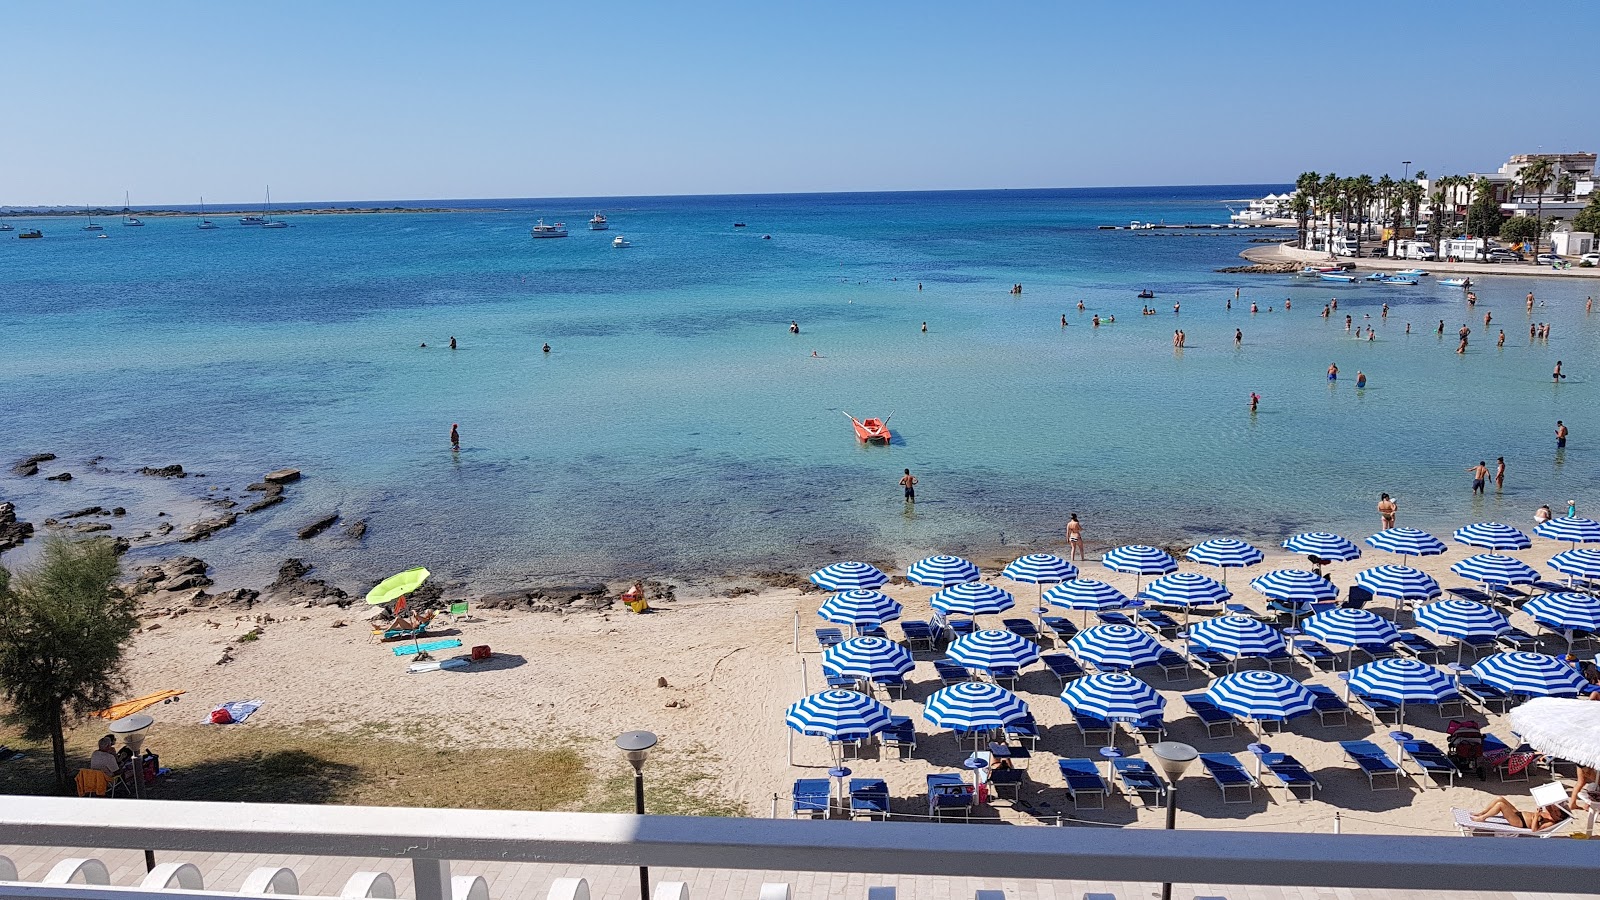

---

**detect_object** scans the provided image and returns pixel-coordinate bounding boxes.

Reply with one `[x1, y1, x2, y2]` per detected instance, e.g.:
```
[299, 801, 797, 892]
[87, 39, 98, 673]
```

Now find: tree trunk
[51, 707, 70, 793]
[1535, 197, 1544, 258]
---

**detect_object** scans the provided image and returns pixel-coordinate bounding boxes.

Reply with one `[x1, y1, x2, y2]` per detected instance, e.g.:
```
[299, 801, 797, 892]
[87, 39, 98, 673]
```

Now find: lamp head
[109, 713, 154, 754]
[1150, 741, 1199, 781]
[616, 730, 658, 773]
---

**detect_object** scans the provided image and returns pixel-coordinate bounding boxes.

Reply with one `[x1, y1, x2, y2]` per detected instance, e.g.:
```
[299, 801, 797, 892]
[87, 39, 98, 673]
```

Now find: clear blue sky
[3, 1, 1591, 205]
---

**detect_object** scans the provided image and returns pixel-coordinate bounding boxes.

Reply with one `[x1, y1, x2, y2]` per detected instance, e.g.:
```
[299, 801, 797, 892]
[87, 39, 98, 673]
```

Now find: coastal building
[1441, 151, 1598, 223]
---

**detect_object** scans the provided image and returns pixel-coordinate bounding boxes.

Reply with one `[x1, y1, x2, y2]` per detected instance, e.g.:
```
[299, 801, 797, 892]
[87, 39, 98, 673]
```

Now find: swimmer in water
[922, 321, 928, 332]
[1284, 298, 1291, 310]
[542, 342, 551, 353]
[1092, 314, 1100, 327]
[450, 423, 460, 451]
[1077, 300, 1085, 311]
[1498, 330, 1505, 347]
[1328, 362, 1338, 381]
[1356, 371, 1367, 388]
[1250, 391, 1260, 412]
[789, 320, 800, 334]
[1235, 328, 1242, 345]
[1060, 314, 1066, 327]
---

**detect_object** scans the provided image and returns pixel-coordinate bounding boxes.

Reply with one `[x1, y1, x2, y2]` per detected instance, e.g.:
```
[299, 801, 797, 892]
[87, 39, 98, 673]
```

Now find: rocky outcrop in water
[297, 514, 340, 540]
[139, 464, 187, 478]
[11, 454, 56, 477]
[179, 512, 237, 543]
[1214, 262, 1303, 274]
[261, 558, 348, 605]
[244, 481, 286, 512]
[0, 502, 34, 551]
[45, 472, 72, 482]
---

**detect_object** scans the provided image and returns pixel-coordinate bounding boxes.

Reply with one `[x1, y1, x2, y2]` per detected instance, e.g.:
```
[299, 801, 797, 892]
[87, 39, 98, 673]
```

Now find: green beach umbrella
[366, 567, 431, 605]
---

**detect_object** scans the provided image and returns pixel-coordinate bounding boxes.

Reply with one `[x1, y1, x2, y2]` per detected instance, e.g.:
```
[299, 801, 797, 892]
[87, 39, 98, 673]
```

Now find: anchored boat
[844, 412, 892, 443]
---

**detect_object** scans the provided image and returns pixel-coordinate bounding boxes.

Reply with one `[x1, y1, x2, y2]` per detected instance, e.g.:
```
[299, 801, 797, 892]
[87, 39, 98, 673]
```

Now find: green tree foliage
[1573, 191, 1600, 235]
[1498, 215, 1540, 243]
[0, 537, 138, 791]
[1466, 177, 1503, 237]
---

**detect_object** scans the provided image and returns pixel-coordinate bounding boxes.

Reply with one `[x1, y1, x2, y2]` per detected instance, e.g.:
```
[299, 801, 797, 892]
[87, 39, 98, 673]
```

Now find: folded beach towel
[391, 639, 462, 657]
[202, 699, 262, 725]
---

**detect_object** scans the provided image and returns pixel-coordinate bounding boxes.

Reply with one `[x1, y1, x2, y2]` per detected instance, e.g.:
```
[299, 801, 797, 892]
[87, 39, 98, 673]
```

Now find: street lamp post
[616, 730, 659, 900]
[108, 714, 156, 872]
[1402, 161, 1412, 182]
[1151, 741, 1198, 900]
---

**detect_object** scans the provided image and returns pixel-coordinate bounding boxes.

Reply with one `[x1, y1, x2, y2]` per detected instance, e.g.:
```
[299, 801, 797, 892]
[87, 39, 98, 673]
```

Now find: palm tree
[1351, 174, 1375, 256]
[1320, 172, 1342, 255]
[1556, 173, 1576, 202]
[1289, 193, 1312, 249]
[1294, 171, 1320, 249]
[1429, 187, 1448, 255]
[1520, 158, 1555, 258]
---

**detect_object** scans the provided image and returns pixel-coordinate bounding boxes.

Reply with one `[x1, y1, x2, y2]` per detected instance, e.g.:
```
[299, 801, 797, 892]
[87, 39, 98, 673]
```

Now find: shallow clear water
[1, 187, 1595, 588]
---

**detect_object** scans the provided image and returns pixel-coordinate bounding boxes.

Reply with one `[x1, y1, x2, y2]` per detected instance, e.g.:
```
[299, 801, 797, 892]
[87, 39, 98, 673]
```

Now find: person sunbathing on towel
[1469, 796, 1568, 831]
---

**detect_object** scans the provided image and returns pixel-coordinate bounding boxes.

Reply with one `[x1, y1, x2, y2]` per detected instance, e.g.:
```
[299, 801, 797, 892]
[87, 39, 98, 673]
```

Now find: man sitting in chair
[90, 735, 121, 778]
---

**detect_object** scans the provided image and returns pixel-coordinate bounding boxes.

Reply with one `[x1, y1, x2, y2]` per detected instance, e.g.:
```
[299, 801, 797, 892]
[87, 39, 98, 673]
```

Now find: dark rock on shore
[475, 583, 611, 613]
[297, 514, 340, 540]
[46, 472, 73, 482]
[244, 481, 286, 513]
[179, 512, 237, 543]
[133, 557, 213, 595]
[343, 518, 368, 540]
[0, 502, 34, 551]
[1214, 262, 1302, 274]
[73, 522, 112, 533]
[262, 558, 348, 605]
[11, 453, 56, 477]
[264, 469, 302, 485]
[755, 571, 818, 593]
[139, 464, 187, 478]
[61, 506, 106, 519]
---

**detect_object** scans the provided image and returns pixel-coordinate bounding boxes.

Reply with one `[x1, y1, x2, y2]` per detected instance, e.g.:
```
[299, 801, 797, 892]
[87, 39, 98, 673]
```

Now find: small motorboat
[1396, 268, 1428, 277]
[1137, 289, 1155, 299]
[1438, 278, 1470, 288]
[1319, 272, 1357, 283]
[733, 222, 746, 227]
[612, 235, 630, 248]
[0, 222, 15, 232]
[589, 213, 608, 230]
[844, 412, 892, 444]
[1364, 273, 1387, 282]
[1381, 276, 1418, 285]
[530, 219, 569, 238]
[19, 229, 43, 239]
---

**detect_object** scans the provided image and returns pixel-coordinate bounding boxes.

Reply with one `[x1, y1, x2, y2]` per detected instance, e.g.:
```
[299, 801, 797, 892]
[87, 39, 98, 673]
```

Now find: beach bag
[209, 707, 234, 725]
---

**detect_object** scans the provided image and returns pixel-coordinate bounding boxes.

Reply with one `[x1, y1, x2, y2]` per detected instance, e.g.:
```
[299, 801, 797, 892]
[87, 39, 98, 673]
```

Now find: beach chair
[988, 765, 1025, 801]
[1005, 714, 1041, 751]
[1041, 653, 1086, 688]
[1136, 608, 1180, 638]
[1182, 694, 1236, 738]
[1259, 752, 1320, 801]
[436, 600, 474, 625]
[829, 731, 870, 760]
[1392, 633, 1443, 662]
[934, 659, 971, 685]
[849, 778, 891, 820]
[1260, 646, 1295, 672]
[987, 666, 1020, 690]
[1304, 684, 1349, 727]
[1056, 758, 1109, 809]
[822, 665, 859, 691]
[900, 620, 938, 652]
[1350, 688, 1401, 724]
[1448, 587, 1498, 605]
[1356, 642, 1400, 662]
[1456, 674, 1512, 713]
[1198, 753, 1254, 804]
[1096, 611, 1135, 627]
[859, 623, 888, 640]
[73, 768, 126, 798]
[1398, 739, 1458, 788]
[1456, 634, 1499, 659]
[1452, 785, 1577, 838]
[1483, 733, 1536, 782]
[881, 716, 917, 759]
[1002, 618, 1041, 642]
[1345, 585, 1374, 609]
[871, 673, 907, 700]
[1111, 758, 1168, 807]
[791, 778, 831, 818]
[1495, 627, 1540, 652]
[1340, 740, 1403, 790]
[1073, 710, 1114, 745]
[1435, 688, 1468, 719]
[814, 627, 844, 650]
[1186, 644, 1231, 674]
[1293, 640, 1338, 671]
[1149, 648, 1194, 682]
[1041, 616, 1078, 643]
[947, 618, 978, 639]
[1130, 715, 1165, 744]
[926, 773, 974, 822]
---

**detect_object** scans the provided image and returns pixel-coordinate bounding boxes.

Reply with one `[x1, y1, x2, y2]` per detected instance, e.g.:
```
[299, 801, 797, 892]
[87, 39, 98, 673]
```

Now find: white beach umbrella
[1509, 697, 1600, 769]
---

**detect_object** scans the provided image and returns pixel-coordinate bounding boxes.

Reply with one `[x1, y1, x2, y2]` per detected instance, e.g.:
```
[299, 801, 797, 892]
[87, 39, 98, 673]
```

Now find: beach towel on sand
[202, 700, 262, 725]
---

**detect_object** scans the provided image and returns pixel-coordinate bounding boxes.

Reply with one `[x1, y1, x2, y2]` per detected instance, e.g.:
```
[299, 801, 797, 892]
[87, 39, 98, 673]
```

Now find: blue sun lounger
[1186, 644, 1231, 674]
[1199, 753, 1254, 804]
[1304, 684, 1349, 726]
[1495, 627, 1540, 652]
[900, 620, 938, 652]
[1148, 648, 1193, 681]
[1340, 740, 1403, 790]
[849, 778, 891, 820]
[1042, 653, 1085, 688]
[1131, 715, 1165, 744]
[926, 773, 974, 822]
[1182, 694, 1236, 738]
[934, 660, 971, 685]
[1393, 633, 1443, 662]
[881, 715, 917, 758]
[947, 618, 978, 639]
[1357, 642, 1400, 662]
[1005, 714, 1041, 750]
[1073, 710, 1114, 745]
[1457, 674, 1512, 713]
[1002, 618, 1041, 642]
[1350, 688, 1401, 724]
[1399, 738, 1458, 788]
[1259, 752, 1320, 801]
[792, 778, 831, 818]
[815, 628, 844, 649]
[1111, 758, 1168, 807]
[1057, 758, 1109, 809]
[1096, 611, 1135, 627]
[1136, 608, 1181, 638]
[1041, 616, 1079, 642]
[1293, 639, 1338, 670]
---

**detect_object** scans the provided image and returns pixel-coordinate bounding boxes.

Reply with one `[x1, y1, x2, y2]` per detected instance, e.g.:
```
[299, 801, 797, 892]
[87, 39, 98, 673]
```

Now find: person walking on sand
[1378, 493, 1397, 529]
[1468, 460, 1488, 495]
[1495, 456, 1505, 490]
[450, 423, 460, 451]
[1557, 420, 1568, 449]
[1066, 513, 1085, 560]
[899, 469, 917, 504]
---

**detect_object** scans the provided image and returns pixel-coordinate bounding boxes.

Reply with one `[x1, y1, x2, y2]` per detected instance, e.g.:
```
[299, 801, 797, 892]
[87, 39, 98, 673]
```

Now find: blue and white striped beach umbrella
[1454, 522, 1533, 552]
[1347, 658, 1455, 727]
[1303, 607, 1401, 648]
[822, 637, 915, 681]
[1415, 598, 1510, 638]
[1355, 565, 1441, 601]
[1549, 549, 1600, 581]
[1044, 578, 1130, 626]
[1068, 624, 1165, 671]
[784, 690, 894, 739]
[1061, 672, 1165, 723]
[1471, 652, 1587, 698]
[1535, 516, 1600, 547]
[1282, 532, 1363, 562]
[1001, 553, 1079, 584]
[947, 629, 1041, 673]
[810, 561, 889, 592]
[1249, 569, 1337, 604]
[1365, 527, 1449, 558]
[1187, 615, 1285, 659]
[1450, 553, 1540, 586]
[1102, 545, 1179, 576]
[906, 554, 981, 587]
[817, 590, 902, 627]
[1523, 592, 1600, 634]
[1143, 572, 1232, 609]
[1204, 670, 1316, 722]
[930, 581, 1015, 617]
[1186, 539, 1265, 584]
[923, 682, 1030, 733]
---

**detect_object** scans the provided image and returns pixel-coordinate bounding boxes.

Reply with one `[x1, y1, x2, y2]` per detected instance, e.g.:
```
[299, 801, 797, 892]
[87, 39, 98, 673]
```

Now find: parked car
[1536, 253, 1563, 265]
[1581, 252, 1600, 265]
[1487, 250, 1523, 263]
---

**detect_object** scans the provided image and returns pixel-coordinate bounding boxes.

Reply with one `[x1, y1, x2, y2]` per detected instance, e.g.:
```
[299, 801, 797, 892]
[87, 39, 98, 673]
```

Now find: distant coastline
[0, 207, 472, 218]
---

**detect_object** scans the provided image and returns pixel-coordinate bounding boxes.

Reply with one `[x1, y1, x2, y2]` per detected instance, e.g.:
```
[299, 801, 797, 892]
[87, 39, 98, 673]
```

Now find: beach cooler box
[471, 645, 492, 661]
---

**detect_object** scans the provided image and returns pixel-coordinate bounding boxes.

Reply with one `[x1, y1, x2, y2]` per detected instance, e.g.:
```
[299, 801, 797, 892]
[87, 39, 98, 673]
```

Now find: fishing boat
[18, 229, 42, 239]
[530, 219, 569, 238]
[844, 412, 892, 444]
[588, 214, 608, 230]
[1319, 272, 1357, 283]
[121, 191, 144, 226]
[612, 235, 630, 248]
[1438, 278, 1470, 288]
[197, 197, 217, 230]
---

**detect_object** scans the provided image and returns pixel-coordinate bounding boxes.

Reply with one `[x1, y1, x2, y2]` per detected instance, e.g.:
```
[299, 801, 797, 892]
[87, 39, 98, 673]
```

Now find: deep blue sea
[1, 186, 1595, 589]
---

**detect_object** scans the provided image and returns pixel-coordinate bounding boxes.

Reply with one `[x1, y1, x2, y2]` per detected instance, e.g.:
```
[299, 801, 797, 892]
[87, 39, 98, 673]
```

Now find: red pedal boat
[844, 412, 892, 443]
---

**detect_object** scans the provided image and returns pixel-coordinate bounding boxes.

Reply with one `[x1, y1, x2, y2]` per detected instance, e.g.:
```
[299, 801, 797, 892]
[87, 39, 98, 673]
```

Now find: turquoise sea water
[1, 187, 1595, 588]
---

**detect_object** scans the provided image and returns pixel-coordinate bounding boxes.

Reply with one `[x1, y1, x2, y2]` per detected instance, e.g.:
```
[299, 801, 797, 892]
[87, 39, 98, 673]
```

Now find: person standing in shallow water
[1066, 513, 1084, 560]
[1495, 457, 1505, 490]
[1467, 460, 1488, 495]
[1377, 493, 1397, 529]
[899, 469, 917, 504]
[450, 423, 460, 451]
[1557, 420, 1568, 449]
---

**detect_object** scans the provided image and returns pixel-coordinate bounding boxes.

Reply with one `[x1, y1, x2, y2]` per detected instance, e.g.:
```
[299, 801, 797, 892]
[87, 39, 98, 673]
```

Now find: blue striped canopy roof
[1001, 553, 1079, 584]
[1549, 549, 1600, 580]
[923, 682, 1030, 731]
[1365, 527, 1448, 557]
[1282, 532, 1362, 561]
[785, 690, 894, 738]
[1060, 672, 1165, 722]
[947, 629, 1041, 672]
[1143, 572, 1232, 608]
[1471, 652, 1587, 698]
[930, 581, 1015, 617]
[1187, 615, 1285, 657]
[1249, 569, 1337, 603]
[1303, 607, 1400, 648]
[1522, 592, 1600, 632]
[1101, 545, 1178, 576]
[809, 561, 889, 592]
[1347, 658, 1455, 704]
[1355, 565, 1441, 601]
[1043, 579, 1129, 611]
[1453, 522, 1533, 552]
[1450, 553, 1540, 586]
[1414, 598, 1510, 639]
[822, 636, 915, 680]
[1535, 516, 1600, 545]
[1186, 538, 1265, 569]
[816, 589, 902, 626]
[1067, 624, 1165, 670]
[1204, 670, 1316, 721]
[906, 554, 981, 587]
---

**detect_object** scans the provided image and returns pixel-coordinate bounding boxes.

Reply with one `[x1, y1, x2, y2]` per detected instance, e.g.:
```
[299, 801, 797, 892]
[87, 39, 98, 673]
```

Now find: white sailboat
[122, 191, 144, 226]
[83, 206, 104, 231]
[197, 197, 217, 229]
[260, 186, 288, 228]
